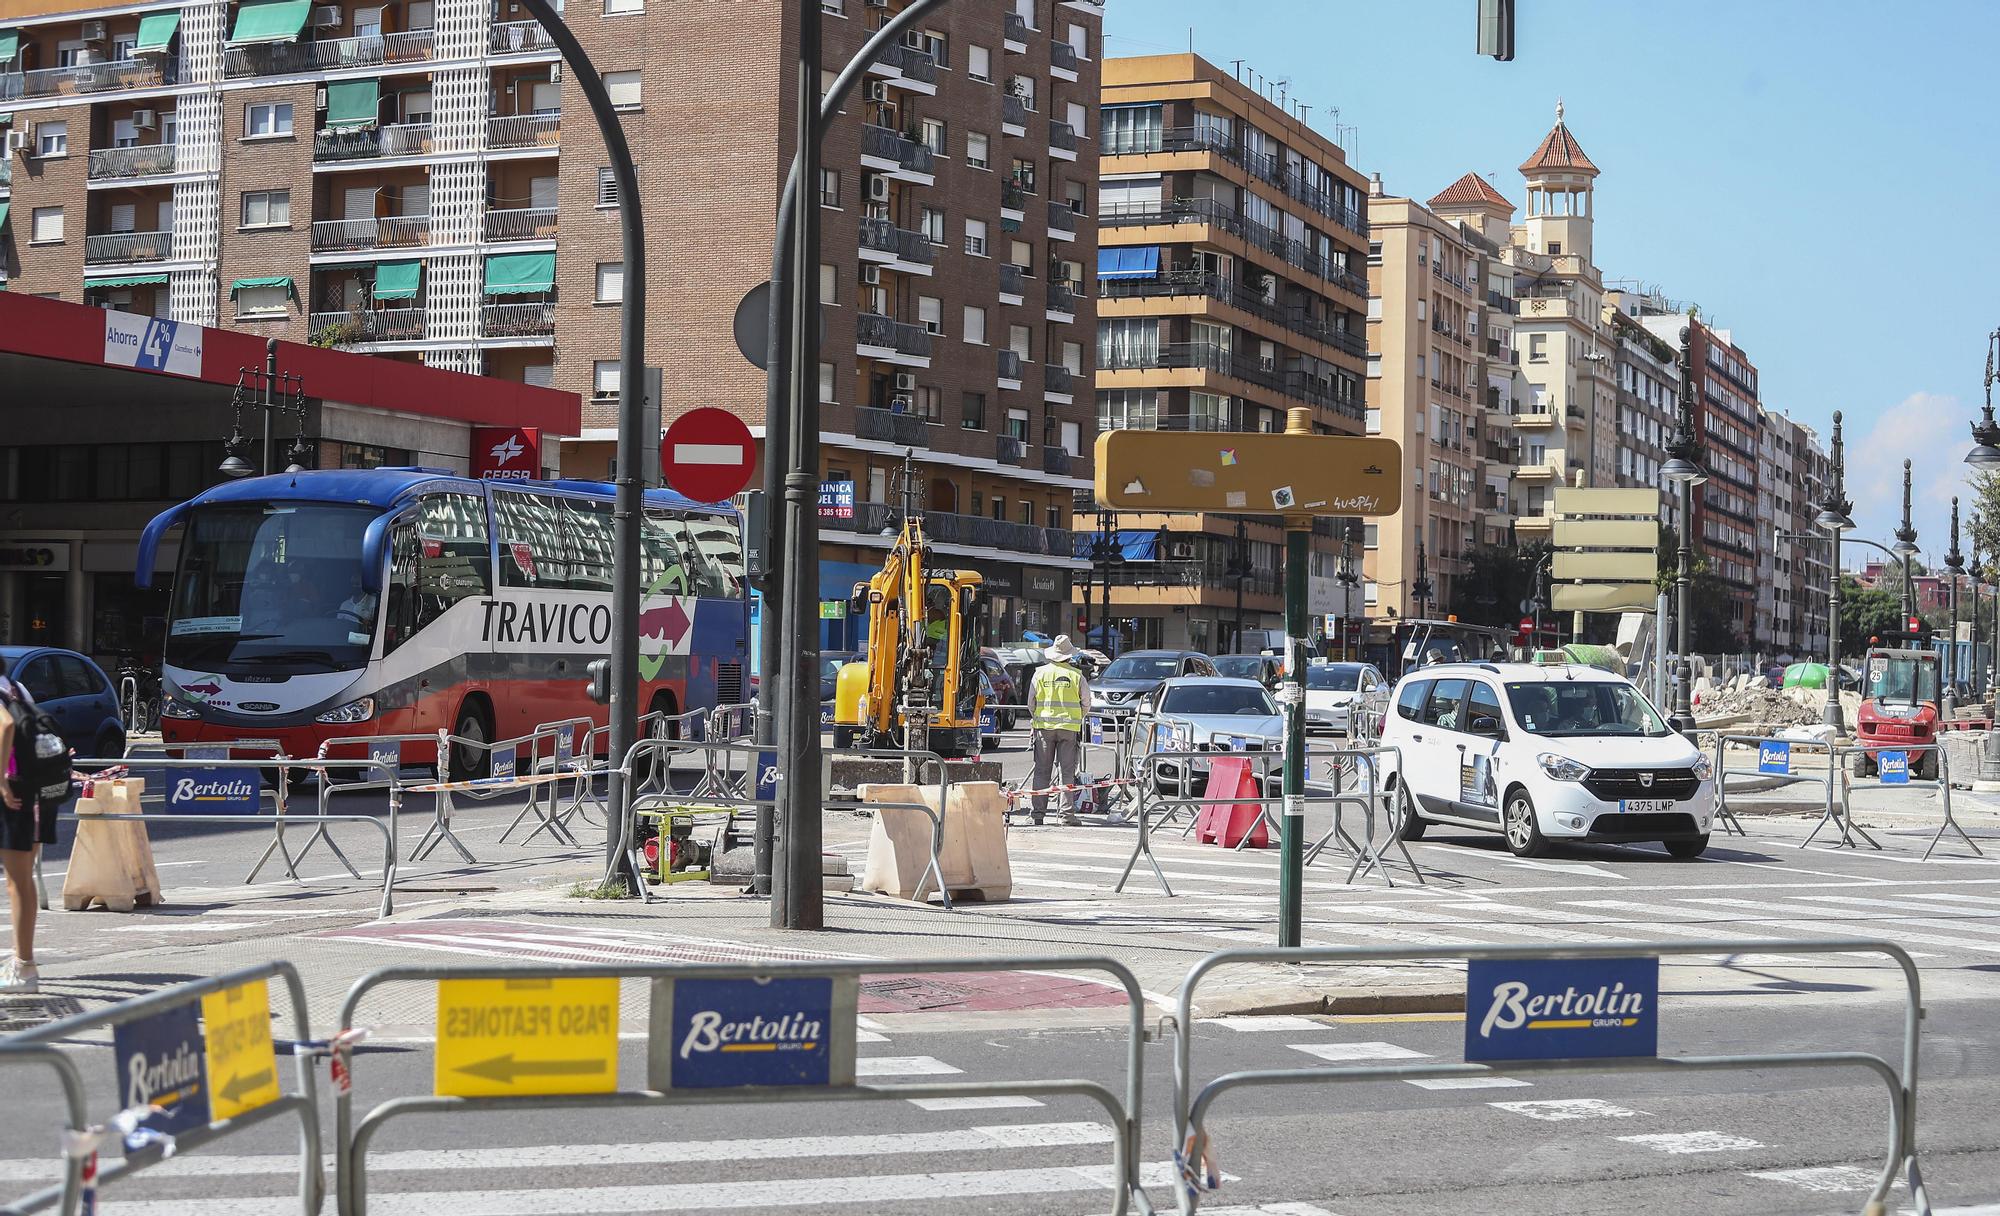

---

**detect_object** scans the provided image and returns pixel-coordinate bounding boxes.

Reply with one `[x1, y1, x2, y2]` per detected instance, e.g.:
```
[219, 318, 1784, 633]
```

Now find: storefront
[1023, 567, 1071, 640]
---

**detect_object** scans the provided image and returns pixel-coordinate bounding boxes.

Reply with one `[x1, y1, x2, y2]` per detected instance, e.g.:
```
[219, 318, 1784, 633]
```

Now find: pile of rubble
[1691, 677, 1838, 726]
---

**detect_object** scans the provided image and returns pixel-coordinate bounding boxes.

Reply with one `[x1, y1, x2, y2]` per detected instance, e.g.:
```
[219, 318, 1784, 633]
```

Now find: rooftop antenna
[1230, 58, 1243, 80]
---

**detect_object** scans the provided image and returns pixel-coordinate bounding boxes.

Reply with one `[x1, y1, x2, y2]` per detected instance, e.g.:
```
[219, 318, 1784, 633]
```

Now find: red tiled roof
[1520, 121, 1598, 174]
[1427, 172, 1513, 211]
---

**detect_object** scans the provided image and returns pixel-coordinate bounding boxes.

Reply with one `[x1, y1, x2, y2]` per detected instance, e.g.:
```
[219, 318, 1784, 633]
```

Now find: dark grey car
[1091, 650, 1218, 713]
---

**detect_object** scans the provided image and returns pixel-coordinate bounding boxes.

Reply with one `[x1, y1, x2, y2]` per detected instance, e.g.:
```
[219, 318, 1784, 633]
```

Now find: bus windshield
[165, 503, 382, 671]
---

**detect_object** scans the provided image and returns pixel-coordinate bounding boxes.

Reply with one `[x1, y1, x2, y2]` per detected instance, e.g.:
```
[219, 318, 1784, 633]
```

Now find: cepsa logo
[471, 426, 541, 481]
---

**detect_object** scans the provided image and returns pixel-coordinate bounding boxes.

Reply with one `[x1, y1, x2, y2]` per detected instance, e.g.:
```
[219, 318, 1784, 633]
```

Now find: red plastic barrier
[1193, 757, 1269, 848]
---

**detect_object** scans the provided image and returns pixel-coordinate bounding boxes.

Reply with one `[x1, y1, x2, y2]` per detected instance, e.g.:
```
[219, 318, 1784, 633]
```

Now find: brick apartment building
[0, 0, 1102, 639]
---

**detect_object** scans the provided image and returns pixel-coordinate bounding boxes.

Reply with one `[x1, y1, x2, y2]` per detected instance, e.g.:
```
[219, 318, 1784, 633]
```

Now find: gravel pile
[1691, 682, 1829, 725]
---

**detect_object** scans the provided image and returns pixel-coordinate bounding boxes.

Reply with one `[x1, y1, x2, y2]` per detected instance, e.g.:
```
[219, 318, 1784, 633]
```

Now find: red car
[979, 648, 1021, 730]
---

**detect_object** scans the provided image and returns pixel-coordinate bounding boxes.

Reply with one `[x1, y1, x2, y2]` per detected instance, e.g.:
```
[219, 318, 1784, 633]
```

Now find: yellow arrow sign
[1094, 430, 1404, 516]
[435, 977, 620, 1098]
[200, 979, 281, 1122]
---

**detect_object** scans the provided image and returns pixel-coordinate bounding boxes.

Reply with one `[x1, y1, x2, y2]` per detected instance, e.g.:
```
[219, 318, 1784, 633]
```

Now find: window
[1065, 21, 1088, 59]
[1097, 389, 1158, 430]
[108, 203, 137, 233]
[965, 131, 989, 170]
[967, 45, 991, 82]
[819, 262, 837, 303]
[1528, 333, 1547, 363]
[236, 285, 290, 317]
[1061, 340, 1082, 374]
[595, 262, 623, 303]
[920, 117, 946, 156]
[1010, 157, 1037, 193]
[529, 81, 560, 114]
[244, 102, 291, 137]
[35, 121, 67, 157]
[30, 207, 64, 243]
[819, 168, 840, 207]
[593, 360, 621, 398]
[819, 361, 837, 404]
[239, 189, 289, 228]
[962, 391, 986, 430]
[916, 385, 942, 422]
[1099, 104, 1162, 154]
[1006, 409, 1030, 445]
[604, 70, 641, 108]
[1019, 501, 1033, 526]
[918, 295, 942, 335]
[1064, 179, 1085, 213]
[821, 0, 843, 12]
[111, 118, 138, 148]
[964, 218, 988, 256]
[1009, 324, 1031, 361]
[963, 305, 987, 345]
[1065, 100, 1087, 138]
[1009, 239, 1033, 277]
[1009, 75, 1036, 111]
[383, 493, 492, 653]
[920, 206, 945, 245]
[605, 0, 642, 12]
[990, 496, 1006, 521]
[596, 166, 620, 208]
[921, 30, 946, 64]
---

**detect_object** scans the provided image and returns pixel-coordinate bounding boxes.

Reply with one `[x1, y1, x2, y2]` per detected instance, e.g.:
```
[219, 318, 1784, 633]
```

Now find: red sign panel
[471, 426, 541, 480]
[662, 408, 756, 502]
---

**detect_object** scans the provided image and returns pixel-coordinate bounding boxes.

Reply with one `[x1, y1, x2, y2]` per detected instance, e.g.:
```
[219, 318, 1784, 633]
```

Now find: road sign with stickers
[201, 979, 281, 1121]
[1094, 431, 1403, 516]
[435, 976, 620, 1097]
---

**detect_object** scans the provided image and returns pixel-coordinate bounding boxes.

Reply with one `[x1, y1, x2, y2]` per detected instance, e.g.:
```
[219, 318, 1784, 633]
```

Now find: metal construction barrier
[1710, 731, 1818, 838]
[1168, 940, 1930, 1216]
[0, 961, 323, 1216]
[1826, 741, 1977, 859]
[408, 722, 589, 862]
[331, 956, 1155, 1216]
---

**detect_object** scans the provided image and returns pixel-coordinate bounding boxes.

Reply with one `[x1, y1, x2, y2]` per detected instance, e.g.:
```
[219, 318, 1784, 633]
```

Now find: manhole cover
[860, 977, 978, 1009]
[0, 996, 84, 1032]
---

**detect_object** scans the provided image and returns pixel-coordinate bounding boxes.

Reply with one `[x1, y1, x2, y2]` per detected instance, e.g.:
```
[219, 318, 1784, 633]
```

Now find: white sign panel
[104, 310, 205, 379]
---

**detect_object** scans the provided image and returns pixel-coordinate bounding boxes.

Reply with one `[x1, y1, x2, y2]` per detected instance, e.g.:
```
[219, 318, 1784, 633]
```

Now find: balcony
[839, 501, 1072, 558]
[1102, 197, 1357, 288]
[1047, 199, 1077, 236]
[855, 312, 933, 360]
[224, 30, 434, 78]
[1001, 94, 1028, 132]
[1003, 12, 1031, 47]
[308, 307, 426, 343]
[1044, 363, 1073, 397]
[481, 300, 554, 338]
[1046, 283, 1077, 318]
[1100, 127, 1367, 236]
[84, 230, 172, 264]
[1001, 183, 1028, 216]
[996, 435, 1027, 465]
[87, 143, 176, 180]
[314, 122, 433, 162]
[1050, 40, 1081, 77]
[1486, 288, 1515, 313]
[872, 43, 937, 85]
[4, 57, 176, 99]
[489, 21, 557, 54]
[853, 406, 929, 448]
[998, 263, 1025, 301]
[310, 215, 429, 252]
[483, 207, 557, 242]
[860, 124, 934, 176]
[1515, 461, 1562, 481]
[1043, 447, 1074, 476]
[858, 216, 935, 268]
[488, 112, 560, 150]
[1566, 406, 1587, 425]
[1099, 269, 1365, 362]
[1049, 119, 1078, 158]
[998, 349, 1024, 385]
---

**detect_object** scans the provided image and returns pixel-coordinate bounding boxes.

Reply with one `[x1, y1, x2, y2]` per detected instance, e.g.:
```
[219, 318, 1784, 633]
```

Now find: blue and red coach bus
[136, 468, 747, 778]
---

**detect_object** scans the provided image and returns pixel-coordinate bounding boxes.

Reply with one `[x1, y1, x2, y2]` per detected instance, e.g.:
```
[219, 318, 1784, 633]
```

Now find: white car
[1130, 676, 1285, 795]
[1377, 661, 1716, 859]
[1304, 661, 1386, 735]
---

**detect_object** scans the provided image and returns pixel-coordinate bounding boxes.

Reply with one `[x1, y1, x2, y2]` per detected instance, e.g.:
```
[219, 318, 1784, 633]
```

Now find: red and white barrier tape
[1003, 775, 1139, 803]
[74, 766, 130, 798]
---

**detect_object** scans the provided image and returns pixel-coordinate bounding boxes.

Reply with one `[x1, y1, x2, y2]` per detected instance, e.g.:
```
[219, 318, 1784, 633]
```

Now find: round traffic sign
[661, 408, 756, 502]
[1518, 616, 1535, 634]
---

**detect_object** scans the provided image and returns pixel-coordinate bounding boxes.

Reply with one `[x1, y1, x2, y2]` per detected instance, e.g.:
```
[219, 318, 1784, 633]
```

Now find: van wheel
[1394, 782, 1428, 840]
[448, 699, 492, 783]
[1502, 789, 1550, 858]
[1665, 835, 1709, 859]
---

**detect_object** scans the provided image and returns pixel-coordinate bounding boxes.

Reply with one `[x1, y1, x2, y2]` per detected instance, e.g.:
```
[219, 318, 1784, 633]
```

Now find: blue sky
[1101, 0, 2000, 560]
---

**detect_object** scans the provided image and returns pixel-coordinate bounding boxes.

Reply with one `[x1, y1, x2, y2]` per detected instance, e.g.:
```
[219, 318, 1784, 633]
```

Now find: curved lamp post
[1661, 326, 1708, 730]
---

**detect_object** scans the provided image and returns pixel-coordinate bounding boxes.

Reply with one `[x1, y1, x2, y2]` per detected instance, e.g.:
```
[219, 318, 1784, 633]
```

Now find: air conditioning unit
[6, 131, 29, 156]
[865, 175, 890, 202]
[894, 371, 917, 391]
[864, 80, 889, 102]
[311, 5, 342, 25]
[1167, 540, 1196, 560]
[131, 109, 157, 130]
[79, 19, 107, 40]
[902, 30, 924, 49]
[859, 264, 881, 285]
[549, 62, 562, 81]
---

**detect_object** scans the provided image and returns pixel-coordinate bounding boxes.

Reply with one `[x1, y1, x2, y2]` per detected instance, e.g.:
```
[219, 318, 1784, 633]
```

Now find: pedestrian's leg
[1058, 732, 1082, 824]
[1030, 730, 1053, 824]
[1, 847, 36, 988]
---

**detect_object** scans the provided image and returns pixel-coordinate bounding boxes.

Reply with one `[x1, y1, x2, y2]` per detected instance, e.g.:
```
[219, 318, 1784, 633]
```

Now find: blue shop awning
[1096, 245, 1160, 281]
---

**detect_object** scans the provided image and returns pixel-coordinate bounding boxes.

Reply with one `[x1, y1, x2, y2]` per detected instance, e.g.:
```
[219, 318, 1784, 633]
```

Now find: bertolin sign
[1464, 956, 1658, 1062]
[649, 974, 857, 1090]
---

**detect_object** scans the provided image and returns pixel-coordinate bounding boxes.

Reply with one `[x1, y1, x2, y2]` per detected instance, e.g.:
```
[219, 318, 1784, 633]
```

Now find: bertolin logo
[126, 1039, 203, 1110]
[1478, 977, 1647, 1039]
[1759, 742, 1789, 769]
[678, 1008, 824, 1059]
[173, 775, 258, 803]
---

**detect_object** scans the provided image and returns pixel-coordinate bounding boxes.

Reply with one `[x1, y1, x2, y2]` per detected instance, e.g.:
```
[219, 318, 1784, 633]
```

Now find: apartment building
[1092, 52, 1370, 653]
[0, 0, 1104, 640]
[1602, 289, 1680, 529]
[1756, 407, 1823, 655]
[1364, 174, 1525, 620]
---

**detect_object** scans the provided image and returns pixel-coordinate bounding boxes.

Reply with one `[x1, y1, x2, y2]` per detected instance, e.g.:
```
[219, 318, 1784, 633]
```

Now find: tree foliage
[1654, 526, 1744, 654]
[1449, 539, 1551, 628]
[1839, 577, 1904, 655]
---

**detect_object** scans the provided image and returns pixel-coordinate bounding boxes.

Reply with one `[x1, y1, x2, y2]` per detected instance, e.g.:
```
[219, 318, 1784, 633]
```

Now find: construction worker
[1028, 635, 1089, 826]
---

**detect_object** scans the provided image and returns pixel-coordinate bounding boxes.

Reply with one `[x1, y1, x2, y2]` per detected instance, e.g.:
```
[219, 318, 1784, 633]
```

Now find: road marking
[1497, 858, 1630, 881]
[105, 921, 273, 933]
[854, 1055, 963, 1077]
[1792, 893, 2000, 923]
[1404, 1076, 1531, 1090]
[972, 1122, 1114, 1148]
[1615, 1131, 1763, 1154]
[1287, 1041, 1429, 1062]
[1744, 1165, 1889, 1193]
[906, 1095, 1045, 1111]
[1490, 1098, 1642, 1121]
[1206, 1015, 1329, 1032]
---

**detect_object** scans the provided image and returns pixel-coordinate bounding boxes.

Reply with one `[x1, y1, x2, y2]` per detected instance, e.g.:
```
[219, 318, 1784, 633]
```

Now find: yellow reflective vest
[1030, 662, 1086, 731]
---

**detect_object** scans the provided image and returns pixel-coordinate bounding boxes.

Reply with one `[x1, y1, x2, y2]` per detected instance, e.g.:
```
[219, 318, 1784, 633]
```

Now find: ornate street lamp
[1817, 411, 1856, 730]
[1661, 327, 1708, 731]
[1946, 497, 1964, 705]
[1412, 540, 1434, 620]
[1970, 328, 2000, 468]
[1892, 459, 1919, 630]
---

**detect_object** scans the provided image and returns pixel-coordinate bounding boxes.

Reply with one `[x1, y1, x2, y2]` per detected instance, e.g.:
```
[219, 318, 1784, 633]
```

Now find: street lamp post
[1227, 518, 1251, 653]
[1412, 540, 1434, 621]
[1892, 458, 1920, 632]
[218, 339, 313, 477]
[1973, 545, 1985, 699]
[1336, 521, 1360, 661]
[1099, 507, 1117, 657]
[1967, 328, 2000, 470]
[1661, 326, 1708, 732]
[1817, 411, 1856, 730]
[1946, 497, 1964, 710]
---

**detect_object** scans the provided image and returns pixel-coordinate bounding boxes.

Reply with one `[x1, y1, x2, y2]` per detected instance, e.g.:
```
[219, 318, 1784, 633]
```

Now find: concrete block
[857, 780, 1012, 903]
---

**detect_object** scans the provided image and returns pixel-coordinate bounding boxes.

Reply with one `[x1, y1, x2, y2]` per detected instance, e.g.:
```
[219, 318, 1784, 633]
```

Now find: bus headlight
[160, 698, 203, 720]
[315, 697, 376, 725]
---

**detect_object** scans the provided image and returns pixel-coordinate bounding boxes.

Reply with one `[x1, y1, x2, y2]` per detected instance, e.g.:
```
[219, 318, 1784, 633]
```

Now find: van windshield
[1504, 680, 1670, 738]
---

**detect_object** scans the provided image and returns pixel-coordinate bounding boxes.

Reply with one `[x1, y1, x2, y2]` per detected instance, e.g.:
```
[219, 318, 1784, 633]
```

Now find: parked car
[1212, 654, 1283, 688]
[978, 649, 1021, 730]
[1131, 676, 1284, 795]
[1093, 650, 1219, 713]
[0, 646, 126, 760]
[1378, 661, 1716, 859]
[1304, 661, 1387, 735]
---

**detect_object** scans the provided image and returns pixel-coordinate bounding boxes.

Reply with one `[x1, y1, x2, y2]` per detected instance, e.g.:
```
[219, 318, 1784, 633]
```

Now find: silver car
[1304, 661, 1387, 735]
[1131, 676, 1285, 795]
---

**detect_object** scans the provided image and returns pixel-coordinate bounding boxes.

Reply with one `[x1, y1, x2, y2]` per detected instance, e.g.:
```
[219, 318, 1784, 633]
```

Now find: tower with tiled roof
[1519, 99, 1600, 265]
[1427, 172, 1517, 251]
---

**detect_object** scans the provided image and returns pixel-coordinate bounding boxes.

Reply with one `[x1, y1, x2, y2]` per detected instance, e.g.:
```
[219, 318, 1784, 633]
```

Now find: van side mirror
[1469, 713, 1503, 737]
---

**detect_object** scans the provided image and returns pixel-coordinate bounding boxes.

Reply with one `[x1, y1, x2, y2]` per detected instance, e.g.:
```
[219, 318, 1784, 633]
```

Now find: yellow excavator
[831, 457, 985, 758]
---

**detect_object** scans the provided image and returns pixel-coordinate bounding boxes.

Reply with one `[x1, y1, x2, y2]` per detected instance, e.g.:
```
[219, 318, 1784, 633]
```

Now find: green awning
[0, 32, 18, 63]
[85, 272, 170, 288]
[134, 10, 181, 52]
[372, 260, 420, 300]
[230, 276, 297, 299]
[483, 252, 555, 295]
[227, 0, 310, 45]
[323, 78, 380, 130]
[0, 202, 9, 233]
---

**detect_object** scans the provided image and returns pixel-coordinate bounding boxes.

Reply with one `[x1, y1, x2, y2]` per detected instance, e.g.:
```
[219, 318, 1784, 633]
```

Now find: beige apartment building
[0, 0, 1103, 639]
[1092, 52, 1370, 653]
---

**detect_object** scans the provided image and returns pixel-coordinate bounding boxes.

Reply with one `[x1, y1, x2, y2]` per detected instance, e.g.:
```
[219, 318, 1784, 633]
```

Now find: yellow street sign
[200, 979, 280, 1122]
[1552, 583, 1660, 612]
[1553, 487, 1661, 516]
[436, 977, 621, 1098]
[1094, 430, 1403, 516]
[1552, 519, 1658, 548]
[1553, 551, 1658, 582]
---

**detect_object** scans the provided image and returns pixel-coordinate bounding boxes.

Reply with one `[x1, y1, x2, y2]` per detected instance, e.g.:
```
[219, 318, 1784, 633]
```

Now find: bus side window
[494, 491, 568, 589]
[383, 520, 420, 653]
[561, 497, 614, 593]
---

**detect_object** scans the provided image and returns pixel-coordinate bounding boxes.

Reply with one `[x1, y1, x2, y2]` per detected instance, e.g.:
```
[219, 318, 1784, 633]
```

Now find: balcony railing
[3, 57, 176, 99]
[838, 501, 1072, 558]
[1047, 283, 1077, 316]
[87, 143, 176, 180]
[1001, 183, 1027, 212]
[1002, 94, 1027, 128]
[488, 112, 560, 149]
[855, 312, 933, 358]
[489, 20, 557, 53]
[996, 435, 1027, 465]
[998, 349, 1024, 382]
[1044, 364, 1073, 395]
[308, 307, 426, 343]
[314, 121, 433, 161]
[310, 215, 429, 251]
[84, 230, 172, 263]
[483, 207, 558, 242]
[1102, 196, 1355, 286]
[1043, 447, 1074, 476]
[1098, 269, 1365, 361]
[1047, 199, 1076, 233]
[853, 406, 929, 448]
[224, 30, 433, 78]
[861, 124, 934, 174]
[859, 216, 935, 265]
[1003, 12, 1030, 43]
[877, 42, 937, 83]
[1050, 40, 1080, 74]
[1100, 127, 1367, 235]
[481, 300, 554, 337]
[0, 159, 10, 189]
[998, 264, 1025, 297]
[1049, 119, 1077, 153]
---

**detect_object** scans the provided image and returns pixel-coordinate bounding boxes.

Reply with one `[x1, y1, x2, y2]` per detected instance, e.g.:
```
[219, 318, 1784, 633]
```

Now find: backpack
[4, 689, 73, 808]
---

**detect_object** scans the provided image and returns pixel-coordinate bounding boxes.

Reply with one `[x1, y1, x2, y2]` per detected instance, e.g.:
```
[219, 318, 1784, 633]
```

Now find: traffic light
[586, 658, 611, 704]
[1477, 0, 1515, 61]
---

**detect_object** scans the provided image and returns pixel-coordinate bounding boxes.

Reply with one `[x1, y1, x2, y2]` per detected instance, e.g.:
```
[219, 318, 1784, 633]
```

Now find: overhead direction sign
[435, 976, 621, 1098]
[1551, 487, 1660, 614]
[648, 975, 858, 1090]
[201, 979, 281, 1121]
[663, 407, 757, 503]
[1094, 431, 1403, 516]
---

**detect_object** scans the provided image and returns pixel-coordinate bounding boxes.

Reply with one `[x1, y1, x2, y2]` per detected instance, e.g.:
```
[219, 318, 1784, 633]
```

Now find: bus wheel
[448, 698, 493, 783]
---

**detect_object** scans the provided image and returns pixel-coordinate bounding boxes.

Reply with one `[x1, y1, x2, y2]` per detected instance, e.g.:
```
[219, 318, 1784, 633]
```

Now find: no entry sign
[662, 408, 756, 502]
